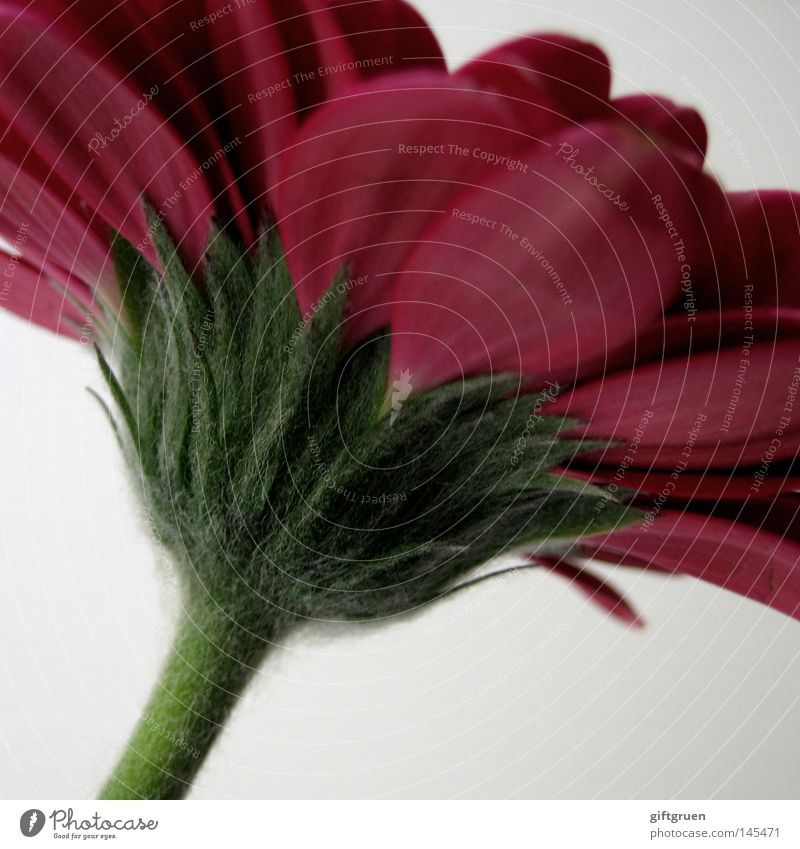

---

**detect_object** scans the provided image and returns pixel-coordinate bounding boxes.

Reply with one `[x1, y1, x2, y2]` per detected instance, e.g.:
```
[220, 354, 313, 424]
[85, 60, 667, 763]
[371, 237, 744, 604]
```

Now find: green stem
[100, 600, 273, 800]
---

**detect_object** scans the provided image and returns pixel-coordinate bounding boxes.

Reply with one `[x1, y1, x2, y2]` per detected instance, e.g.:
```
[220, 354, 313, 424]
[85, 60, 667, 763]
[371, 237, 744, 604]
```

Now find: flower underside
[96, 217, 637, 637]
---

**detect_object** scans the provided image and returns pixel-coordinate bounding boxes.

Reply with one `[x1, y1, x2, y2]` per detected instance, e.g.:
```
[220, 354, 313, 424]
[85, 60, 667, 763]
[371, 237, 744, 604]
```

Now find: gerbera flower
[1, 0, 797, 799]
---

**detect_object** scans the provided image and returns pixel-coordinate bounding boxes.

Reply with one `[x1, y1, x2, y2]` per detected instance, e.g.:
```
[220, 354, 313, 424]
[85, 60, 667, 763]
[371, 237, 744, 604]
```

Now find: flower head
[3, 2, 799, 623]
[2, 0, 799, 800]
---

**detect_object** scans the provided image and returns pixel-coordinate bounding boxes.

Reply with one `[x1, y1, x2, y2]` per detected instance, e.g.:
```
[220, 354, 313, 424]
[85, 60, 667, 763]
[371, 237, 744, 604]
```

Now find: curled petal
[457, 34, 611, 123]
[580, 507, 800, 620]
[531, 554, 643, 626]
[454, 34, 611, 138]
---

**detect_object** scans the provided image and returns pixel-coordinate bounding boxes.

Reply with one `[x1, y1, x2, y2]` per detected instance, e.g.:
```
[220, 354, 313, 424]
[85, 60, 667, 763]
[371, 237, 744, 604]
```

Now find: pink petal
[699, 190, 800, 311]
[636, 308, 800, 364]
[0, 128, 115, 297]
[0, 252, 89, 338]
[268, 0, 360, 114]
[569, 306, 800, 385]
[388, 121, 711, 391]
[457, 34, 611, 123]
[561, 466, 800, 502]
[0, 5, 218, 271]
[580, 507, 800, 620]
[272, 71, 528, 337]
[454, 34, 610, 139]
[556, 308, 800, 498]
[187, 0, 367, 210]
[9, 0, 253, 245]
[541, 169, 726, 383]
[553, 338, 800, 469]
[192, 0, 299, 212]
[532, 554, 643, 626]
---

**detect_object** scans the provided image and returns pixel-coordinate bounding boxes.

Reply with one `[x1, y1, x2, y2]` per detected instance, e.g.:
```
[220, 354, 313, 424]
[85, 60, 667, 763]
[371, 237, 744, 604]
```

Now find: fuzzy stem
[99, 600, 273, 800]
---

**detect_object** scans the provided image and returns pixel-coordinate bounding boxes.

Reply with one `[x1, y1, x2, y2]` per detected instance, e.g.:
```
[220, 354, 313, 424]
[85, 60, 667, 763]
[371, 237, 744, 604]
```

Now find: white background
[2, 0, 800, 799]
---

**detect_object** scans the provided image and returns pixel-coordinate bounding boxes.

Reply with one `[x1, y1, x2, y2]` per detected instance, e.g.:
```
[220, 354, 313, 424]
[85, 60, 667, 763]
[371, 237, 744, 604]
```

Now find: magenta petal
[699, 190, 800, 311]
[272, 71, 524, 336]
[268, 0, 360, 114]
[0, 252, 90, 338]
[634, 308, 800, 365]
[196, 0, 298, 209]
[728, 495, 800, 540]
[612, 94, 707, 160]
[561, 466, 800, 502]
[532, 555, 643, 626]
[553, 338, 800, 469]
[325, 0, 445, 74]
[457, 34, 611, 124]
[0, 6, 218, 271]
[191, 0, 367, 208]
[0, 137, 115, 298]
[388, 122, 709, 390]
[453, 35, 607, 139]
[569, 307, 800, 400]
[12, 0, 253, 245]
[581, 509, 800, 620]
